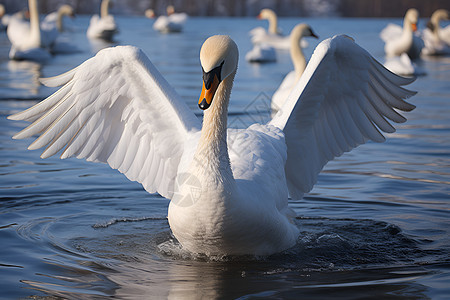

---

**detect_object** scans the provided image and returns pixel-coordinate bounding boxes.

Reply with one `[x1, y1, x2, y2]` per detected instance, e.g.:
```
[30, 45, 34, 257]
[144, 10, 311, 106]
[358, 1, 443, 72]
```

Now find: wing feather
[8, 45, 201, 199]
[270, 35, 416, 199]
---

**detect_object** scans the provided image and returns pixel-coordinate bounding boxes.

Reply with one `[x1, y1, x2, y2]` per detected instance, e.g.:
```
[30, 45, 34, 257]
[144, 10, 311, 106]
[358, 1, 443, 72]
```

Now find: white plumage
[153, 5, 188, 33]
[250, 8, 308, 50]
[245, 44, 276, 63]
[6, 0, 51, 62]
[381, 8, 424, 60]
[271, 24, 318, 112]
[9, 35, 416, 256]
[87, 0, 118, 41]
[421, 9, 450, 56]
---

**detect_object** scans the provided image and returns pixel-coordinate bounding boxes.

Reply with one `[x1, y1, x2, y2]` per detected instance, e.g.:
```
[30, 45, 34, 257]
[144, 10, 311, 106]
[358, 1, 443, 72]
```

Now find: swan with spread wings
[9, 35, 416, 256]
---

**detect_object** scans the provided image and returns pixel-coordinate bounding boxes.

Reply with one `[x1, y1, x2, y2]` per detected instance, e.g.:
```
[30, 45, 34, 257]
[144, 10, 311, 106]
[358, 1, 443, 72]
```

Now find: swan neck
[193, 71, 236, 188]
[57, 9, 64, 32]
[290, 34, 306, 80]
[267, 12, 278, 34]
[28, 0, 41, 46]
[100, 0, 110, 18]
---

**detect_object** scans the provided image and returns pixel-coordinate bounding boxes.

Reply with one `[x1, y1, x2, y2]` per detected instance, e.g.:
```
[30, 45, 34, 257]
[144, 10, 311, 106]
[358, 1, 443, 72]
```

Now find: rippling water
[1, 16, 449, 299]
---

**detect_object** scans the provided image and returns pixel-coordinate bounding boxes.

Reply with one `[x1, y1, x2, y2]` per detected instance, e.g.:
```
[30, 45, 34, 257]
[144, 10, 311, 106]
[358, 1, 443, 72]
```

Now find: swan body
[153, 6, 187, 33]
[250, 9, 308, 50]
[384, 53, 425, 76]
[245, 43, 276, 63]
[87, 0, 117, 41]
[381, 8, 424, 60]
[271, 24, 318, 112]
[421, 9, 450, 56]
[8, 35, 416, 256]
[6, 0, 51, 62]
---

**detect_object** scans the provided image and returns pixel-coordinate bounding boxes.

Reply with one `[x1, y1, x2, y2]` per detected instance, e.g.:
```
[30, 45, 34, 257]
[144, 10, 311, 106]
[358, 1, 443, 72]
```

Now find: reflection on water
[0, 16, 449, 299]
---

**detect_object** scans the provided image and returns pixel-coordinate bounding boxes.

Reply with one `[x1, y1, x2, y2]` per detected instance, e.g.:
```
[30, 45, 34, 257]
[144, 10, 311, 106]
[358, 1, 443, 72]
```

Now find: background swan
[245, 43, 276, 63]
[381, 8, 424, 60]
[41, 5, 79, 54]
[271, 24, 318, 112]
[8, 34, 415, 256]
[153, 5, 188, 33]
[250, 8, 308, 50]
[421, 9, 450, 56]
[6, 0, 51, 62]
[384, 53, 425, 76]
[87, 0, 118, 41]
[41, 5, 75, 33]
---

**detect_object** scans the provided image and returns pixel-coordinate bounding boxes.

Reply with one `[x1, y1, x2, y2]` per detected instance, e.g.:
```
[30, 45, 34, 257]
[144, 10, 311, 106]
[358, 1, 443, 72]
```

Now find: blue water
[1, 16, 449, 299]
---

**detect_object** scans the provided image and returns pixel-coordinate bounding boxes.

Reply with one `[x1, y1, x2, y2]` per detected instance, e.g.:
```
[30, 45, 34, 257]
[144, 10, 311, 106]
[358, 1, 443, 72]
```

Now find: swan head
[145, 9, 155, 18]
[290, 24, 318, 42]
[257, 8, 276, 20]
[59, 5, 75, 17]
[167, 5, 175, 16]
[198, 35, 238, 110]
[405, 8, 419, 31]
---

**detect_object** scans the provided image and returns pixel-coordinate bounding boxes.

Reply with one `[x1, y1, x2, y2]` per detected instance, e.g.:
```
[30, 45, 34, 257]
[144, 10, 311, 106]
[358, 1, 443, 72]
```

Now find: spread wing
[8, 45, 201, 199]
[270, 35, 416, 199]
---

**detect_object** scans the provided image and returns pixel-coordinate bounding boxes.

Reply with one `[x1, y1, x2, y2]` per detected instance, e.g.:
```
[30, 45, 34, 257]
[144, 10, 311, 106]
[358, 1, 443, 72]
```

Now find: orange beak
[198, 74, 220, 110]
[412, 23, 417, 32]
[257, 13, 262, 19]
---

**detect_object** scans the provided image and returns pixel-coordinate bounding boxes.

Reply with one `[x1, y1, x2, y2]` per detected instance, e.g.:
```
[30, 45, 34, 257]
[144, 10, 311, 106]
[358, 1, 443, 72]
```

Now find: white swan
[40, 5, 79, 54]
[245, 43, 276, 63]
[8, 35, 416, 256]
[384, 53, 425, 76]
[381, 8, 424, 60]
[41, 5, 75, 33]
[250, 8, 308, 50]
[6, 0, 51, 62]
[421, 9, 450, 56]
[153, 5, 188, 33]
[271, 24, 318, 112]
[87, 0, 118, 41]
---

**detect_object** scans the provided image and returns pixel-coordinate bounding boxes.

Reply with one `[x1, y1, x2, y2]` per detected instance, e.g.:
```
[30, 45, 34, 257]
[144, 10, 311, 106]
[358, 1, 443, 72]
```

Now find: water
[1, 16, 449, 299]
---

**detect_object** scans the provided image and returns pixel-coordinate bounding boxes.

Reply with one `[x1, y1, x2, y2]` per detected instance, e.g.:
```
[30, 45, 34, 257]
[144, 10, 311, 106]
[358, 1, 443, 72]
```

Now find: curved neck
[57, 9, 65, 32]
[28, 0, 41, 46]
[193, 72, 236, 188]
[266, 12, 278, 34]
[100, 0, 110, 18]
[430, 12, 444, 36]
[290, 34, 306, 81]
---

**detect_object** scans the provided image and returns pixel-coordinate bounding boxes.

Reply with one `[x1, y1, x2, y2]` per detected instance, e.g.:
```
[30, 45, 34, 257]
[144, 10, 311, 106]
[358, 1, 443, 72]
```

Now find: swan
[6, 0, 51, 62]
[8, 35, 416, 256]
[384, 53, 425, 76]
[40, 5, 79, 54]
[245, 43, 276, 63]
[41, 4, 75, 33]
[87, 0, 118, 41]
[250, 8, 308, 50]
[421, 9, 450, 56]
[153, 5, 188, 33]
[381, 8, 424, 60]
[271, 24, 318, 112]
[145, 9, 155, 19]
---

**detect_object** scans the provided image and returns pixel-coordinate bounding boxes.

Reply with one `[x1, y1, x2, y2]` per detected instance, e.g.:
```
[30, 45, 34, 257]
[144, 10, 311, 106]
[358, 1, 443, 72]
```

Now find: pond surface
[0, 16, 449, 299]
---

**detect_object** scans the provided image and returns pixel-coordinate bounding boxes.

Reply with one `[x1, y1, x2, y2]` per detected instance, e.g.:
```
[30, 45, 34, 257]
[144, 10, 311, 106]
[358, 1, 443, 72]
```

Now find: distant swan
[250, 8, 308, 50]
[245, 43, 277, 63]
[153, 5, 188, 33]
[9, 35, 416, 256]
[381, 8, 424, 60]
[87, 0, 118, 41]
[271, 24, 318, 112]
[384, 53, 425, 76]
[421, 9, 450, 56]
[41, 5, 79, 54]
[6, 0, 51, 62]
